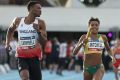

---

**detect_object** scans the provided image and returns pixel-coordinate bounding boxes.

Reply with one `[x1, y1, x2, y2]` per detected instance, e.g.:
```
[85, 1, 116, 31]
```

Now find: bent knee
[20, 69, 29, 80]
[21, 76, 29, 80]
[21, 78, 29, 80]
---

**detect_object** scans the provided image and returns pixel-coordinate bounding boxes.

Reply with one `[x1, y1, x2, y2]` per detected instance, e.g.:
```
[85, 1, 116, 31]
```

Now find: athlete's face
[89, 21, 99, 34]
[31, 4, 41, 17]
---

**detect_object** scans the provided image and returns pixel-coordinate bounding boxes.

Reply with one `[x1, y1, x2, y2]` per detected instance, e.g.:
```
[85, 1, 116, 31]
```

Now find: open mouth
[92, 28, 97, 31]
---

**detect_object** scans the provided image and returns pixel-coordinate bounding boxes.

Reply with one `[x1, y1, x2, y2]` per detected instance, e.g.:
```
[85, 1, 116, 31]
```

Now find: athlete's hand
[5, 44, 11, 51]
[112, 64, 119, 73]
[86, 26, 92, 39]
[113, 67, 118, 73]
[5, 44, 9, 49]
[111, 57, 116, 64]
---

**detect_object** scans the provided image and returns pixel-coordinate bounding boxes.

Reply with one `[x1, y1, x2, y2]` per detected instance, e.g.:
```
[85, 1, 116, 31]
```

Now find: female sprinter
[73, 17, 116, 80]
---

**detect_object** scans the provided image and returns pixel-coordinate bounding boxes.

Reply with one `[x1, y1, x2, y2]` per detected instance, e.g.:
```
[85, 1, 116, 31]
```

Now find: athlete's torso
[113, 47, 120, 68]
[83, 34, 105, 65]
[114, 47, 120, 61]
[15, 17, 42, 59]
[84, 34, 104, 54]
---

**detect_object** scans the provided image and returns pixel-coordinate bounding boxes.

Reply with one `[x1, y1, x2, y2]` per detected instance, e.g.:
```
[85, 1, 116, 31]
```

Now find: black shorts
[17, 57, 42, 80]
[58, 58, 66, 68]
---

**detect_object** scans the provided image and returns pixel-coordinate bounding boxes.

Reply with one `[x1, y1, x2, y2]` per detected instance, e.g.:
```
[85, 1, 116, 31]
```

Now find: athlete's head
[88, 17, 100, 34]
[27, 1, 41, 17]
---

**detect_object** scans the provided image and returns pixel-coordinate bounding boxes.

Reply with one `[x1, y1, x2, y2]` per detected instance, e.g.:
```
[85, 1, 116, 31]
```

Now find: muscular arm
[6, 17, 19, 47]
[38, 19, 47, 46]
[72, 34, 86, 55]
[102, 34, 114, 59]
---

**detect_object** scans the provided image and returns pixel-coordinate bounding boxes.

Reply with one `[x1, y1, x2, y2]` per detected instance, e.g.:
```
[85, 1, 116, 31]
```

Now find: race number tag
[19, 36, 35, 47]
[88, 42, 104, 49]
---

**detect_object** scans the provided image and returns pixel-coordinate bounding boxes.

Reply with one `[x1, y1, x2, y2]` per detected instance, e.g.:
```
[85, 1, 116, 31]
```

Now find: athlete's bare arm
[111, 47, 117, 69]
[5, 17, 20, 48]
[73, 34, 86, 55]
[34, 19, 47, 46]
[111, 47, 115, 55]
[38, 19, 47, 41]
[102, 34, 115, 62]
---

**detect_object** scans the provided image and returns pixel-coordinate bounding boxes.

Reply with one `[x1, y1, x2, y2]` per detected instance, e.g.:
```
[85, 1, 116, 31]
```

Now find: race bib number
[19, 36, 35, 47]
[88, 42, 104, 49]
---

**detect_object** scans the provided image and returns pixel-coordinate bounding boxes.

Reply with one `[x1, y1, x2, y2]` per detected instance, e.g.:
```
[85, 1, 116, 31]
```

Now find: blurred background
[0, 0, 120, 80]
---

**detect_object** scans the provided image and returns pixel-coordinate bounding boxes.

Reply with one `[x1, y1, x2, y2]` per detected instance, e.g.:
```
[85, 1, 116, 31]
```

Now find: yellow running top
[84, 34, 105, 54]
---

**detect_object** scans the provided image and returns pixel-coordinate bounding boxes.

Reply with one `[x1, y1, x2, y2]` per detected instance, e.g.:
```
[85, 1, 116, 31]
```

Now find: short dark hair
[88, 17, 100, 24]
[27, 1, 40, 11]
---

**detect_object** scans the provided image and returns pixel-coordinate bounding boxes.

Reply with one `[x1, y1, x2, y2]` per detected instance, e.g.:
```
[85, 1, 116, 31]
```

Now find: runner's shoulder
[14, 17, 23, 23]
[36, 18, 46, 28]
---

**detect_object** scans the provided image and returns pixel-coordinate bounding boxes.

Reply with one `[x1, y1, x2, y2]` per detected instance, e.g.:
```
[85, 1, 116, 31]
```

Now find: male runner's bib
[84, 34, 104, 54]
[15, 17, 42, 59]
